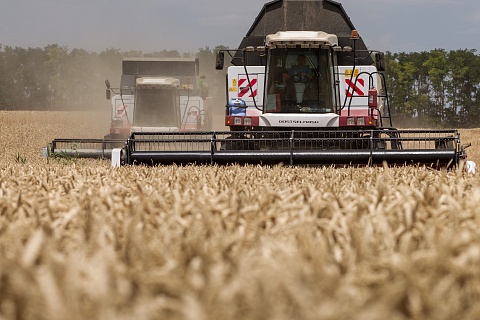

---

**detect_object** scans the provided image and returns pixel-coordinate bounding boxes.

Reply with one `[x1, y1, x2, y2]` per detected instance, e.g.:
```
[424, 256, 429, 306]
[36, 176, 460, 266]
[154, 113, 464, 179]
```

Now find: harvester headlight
[287, 43, 296, 48]
[256, 46, 266, 52]
[112, 117, 123, 127]
[347, 117, 355, 125]
[234, 117, 242, 125]
[343, 46, 353, 52]
[244, 117, 252, 126]
[333, 45, 342, 52]
[357, 117, 365, 126]
[245, 46, 255, 52]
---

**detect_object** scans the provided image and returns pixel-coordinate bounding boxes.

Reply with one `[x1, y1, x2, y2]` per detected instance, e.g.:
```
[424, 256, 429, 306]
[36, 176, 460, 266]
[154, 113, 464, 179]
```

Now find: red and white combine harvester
[104, 58, 212, 140]
[112, 28, 472, 170]
[45, 57, 211, 158]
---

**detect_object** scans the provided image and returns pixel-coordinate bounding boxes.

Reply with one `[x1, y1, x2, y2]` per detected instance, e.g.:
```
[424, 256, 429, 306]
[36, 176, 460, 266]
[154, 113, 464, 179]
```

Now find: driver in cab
[289, 54, 312, 84]
[287, 54, 313, 108]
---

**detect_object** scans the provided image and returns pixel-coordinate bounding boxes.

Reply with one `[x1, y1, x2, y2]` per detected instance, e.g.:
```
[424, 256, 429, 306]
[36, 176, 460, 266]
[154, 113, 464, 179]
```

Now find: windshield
[264, 48, 334, 113]
[134, 88, 178, 127]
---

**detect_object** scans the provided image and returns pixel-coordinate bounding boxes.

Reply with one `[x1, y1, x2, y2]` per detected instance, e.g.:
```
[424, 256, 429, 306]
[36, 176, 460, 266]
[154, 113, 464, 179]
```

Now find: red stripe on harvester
[346, 78, 365, 97]
[238, 79, 258, 98]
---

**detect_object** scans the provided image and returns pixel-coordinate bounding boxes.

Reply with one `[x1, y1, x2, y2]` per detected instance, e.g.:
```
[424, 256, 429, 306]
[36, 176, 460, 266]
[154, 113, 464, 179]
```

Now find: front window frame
[133, 87, 179, 127]
[264, 47, 335, 114]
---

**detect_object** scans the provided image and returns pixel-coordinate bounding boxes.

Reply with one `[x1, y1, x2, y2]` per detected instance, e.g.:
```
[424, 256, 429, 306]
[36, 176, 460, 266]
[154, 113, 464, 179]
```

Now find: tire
[435, 138, 454, 149]
[220, 134, 247, 151]
[386, 130, 402, 150]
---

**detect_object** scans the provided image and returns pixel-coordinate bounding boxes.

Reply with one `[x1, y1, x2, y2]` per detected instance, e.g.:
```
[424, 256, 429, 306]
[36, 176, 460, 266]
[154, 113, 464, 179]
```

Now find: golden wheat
[1, 111, 480, 320]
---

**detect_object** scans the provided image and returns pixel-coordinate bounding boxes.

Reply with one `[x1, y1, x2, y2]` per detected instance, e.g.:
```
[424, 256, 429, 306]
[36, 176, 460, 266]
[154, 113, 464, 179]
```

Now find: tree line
[384, 49, 480, 128]
[0, 44, 479, 128]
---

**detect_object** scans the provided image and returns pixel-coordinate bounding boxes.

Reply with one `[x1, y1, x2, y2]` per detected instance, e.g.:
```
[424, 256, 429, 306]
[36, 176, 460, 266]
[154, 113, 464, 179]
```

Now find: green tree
[44, 44, 69, 109]
[446, 49, 480, 127]
[0, 44, 8, 109]
[422, 49, 449, 126]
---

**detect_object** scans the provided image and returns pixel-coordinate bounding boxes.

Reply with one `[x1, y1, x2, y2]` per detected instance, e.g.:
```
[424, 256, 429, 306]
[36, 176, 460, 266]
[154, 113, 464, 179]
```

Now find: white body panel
[110, 94, 207, 133]
[130, 126, 179, 133]
[111, 148, 122, 167]
[266, 31, 338, 47]
[111, 95, 134, 123]
[259, 113, 339, 127]
[336, 66, 378, 115]
[136, 77, 180, 88]
[227, 66, 265, 110]
[226, 64, 380, 128]
[180, 95, 205, 129]
[227, 65, 378, 113]
[467, 161, 476, 174]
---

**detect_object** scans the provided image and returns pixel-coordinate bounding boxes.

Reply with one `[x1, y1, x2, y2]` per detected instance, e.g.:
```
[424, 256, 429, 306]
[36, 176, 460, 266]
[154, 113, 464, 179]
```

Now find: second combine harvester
[115, 0, 471, 168]
[47, 57, 211, 158]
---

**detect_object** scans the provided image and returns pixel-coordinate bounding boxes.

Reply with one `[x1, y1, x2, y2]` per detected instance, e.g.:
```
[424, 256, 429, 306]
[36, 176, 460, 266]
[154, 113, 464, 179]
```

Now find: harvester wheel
[370, 133, 386, 150]
[435, 137, 454, 149]
[220, 135, 246, 150]
[386, 130, 402, 150]
[349, 133, 371, 149]
[354, 133, 386, 150]
[375, 139, 387, 149]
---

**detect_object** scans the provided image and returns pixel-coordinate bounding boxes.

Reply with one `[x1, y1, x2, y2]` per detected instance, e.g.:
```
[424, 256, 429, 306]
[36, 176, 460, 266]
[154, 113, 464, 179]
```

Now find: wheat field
[1, 111, 480, 320]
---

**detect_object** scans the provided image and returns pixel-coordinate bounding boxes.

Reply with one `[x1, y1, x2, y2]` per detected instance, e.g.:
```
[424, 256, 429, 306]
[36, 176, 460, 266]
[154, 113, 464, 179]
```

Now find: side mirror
[215, 51, 225, 70]
[375, 52, 385, 72]
[105, 79, 111, 99]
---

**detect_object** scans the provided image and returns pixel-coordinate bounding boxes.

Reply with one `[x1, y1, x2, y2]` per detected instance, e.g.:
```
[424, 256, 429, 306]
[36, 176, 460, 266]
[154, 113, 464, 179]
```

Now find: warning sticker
[238, 78, 258, 98]
[232, 79, 237, 87]
[228, 87, 236, 92]
[345, 78, 365, 97]
[344, 69, 359, 77]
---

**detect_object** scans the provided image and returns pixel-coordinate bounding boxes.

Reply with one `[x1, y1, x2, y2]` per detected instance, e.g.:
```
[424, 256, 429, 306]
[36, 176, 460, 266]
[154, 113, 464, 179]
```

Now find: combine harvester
[45, 57, 211, 159]
[111, 0, 473, 170]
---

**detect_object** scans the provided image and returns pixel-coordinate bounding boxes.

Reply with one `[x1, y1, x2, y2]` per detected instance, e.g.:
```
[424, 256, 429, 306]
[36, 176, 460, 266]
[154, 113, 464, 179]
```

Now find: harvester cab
[105, 76, 182, 133]
[265, 32, 338, 115]
[130, 77, 181, 132]
[105, 58, 212, 140]
[220, 30, 388, 131]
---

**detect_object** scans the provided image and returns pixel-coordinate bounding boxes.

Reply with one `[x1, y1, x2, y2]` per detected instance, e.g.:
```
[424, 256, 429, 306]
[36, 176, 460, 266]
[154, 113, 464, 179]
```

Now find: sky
[0, 0, 479, 54]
